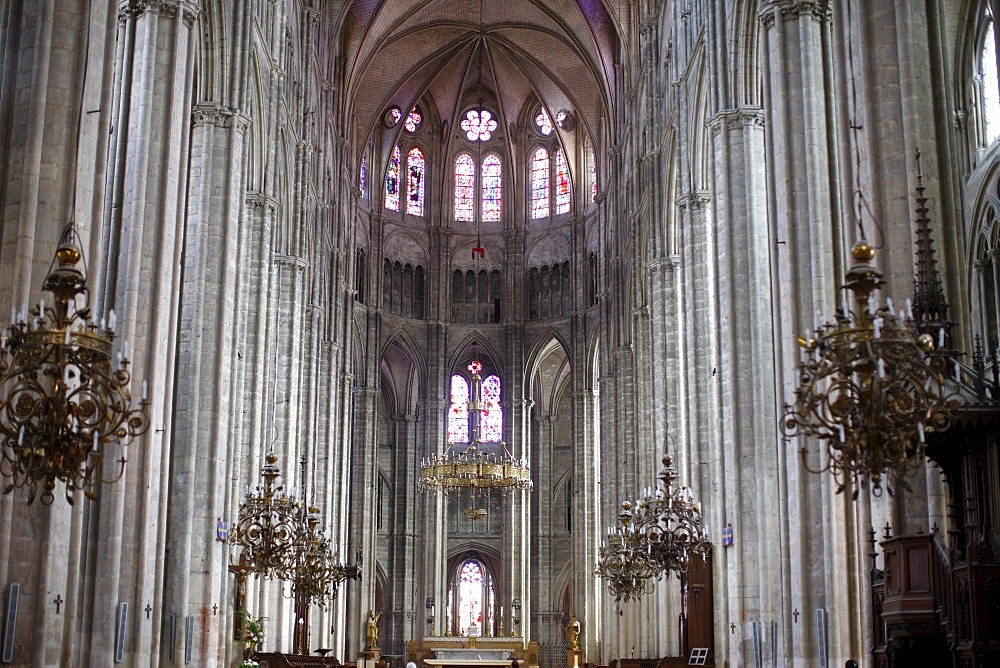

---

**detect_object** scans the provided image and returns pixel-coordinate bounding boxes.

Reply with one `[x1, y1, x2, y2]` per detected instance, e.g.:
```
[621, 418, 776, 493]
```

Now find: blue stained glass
[531, 147, 549, 219]
[481, 153, 502, 222]
[458, 560, 484, 636]
[406, 147, 425, 216]
[360, 153, 366, 195]
[385, 145, 401, 212]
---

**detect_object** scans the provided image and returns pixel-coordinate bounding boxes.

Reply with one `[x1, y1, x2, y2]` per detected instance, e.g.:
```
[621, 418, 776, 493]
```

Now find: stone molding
[759, 0, 830, 30]
[676, 191, 712, 212]
[647, 255, 681, 273]
[118, 0, 199, 26]
[708, 107, 766, 135]
[273, 253, 309, 270]
[192, 104, 251, 132]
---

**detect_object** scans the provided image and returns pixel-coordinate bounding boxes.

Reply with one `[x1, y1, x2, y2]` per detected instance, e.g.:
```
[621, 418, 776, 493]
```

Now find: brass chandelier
[231, 451, 304, 577]
[595, 452, 710, 604]
[419, 361, 531, 496]
[284, 504, 362, 607]
[0, 228, 150, 504]
[781, 241, 959, 497]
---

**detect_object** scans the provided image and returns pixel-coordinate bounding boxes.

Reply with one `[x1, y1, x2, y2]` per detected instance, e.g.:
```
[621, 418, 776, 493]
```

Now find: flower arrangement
[239, 661, 259, 668]
[237, 608, 267, 646]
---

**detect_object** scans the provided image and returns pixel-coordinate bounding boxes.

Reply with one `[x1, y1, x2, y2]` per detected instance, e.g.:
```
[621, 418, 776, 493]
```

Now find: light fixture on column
[781, 241, 960, 497]
[419, 361, 531, 496]
[231, 451, 303, 577]
[282, 504, 362, 607]
[633, 454, 711, 577]
[594, 498, 656, 604]
[595, 451, 710, 604]
[0, 226, 150, 504]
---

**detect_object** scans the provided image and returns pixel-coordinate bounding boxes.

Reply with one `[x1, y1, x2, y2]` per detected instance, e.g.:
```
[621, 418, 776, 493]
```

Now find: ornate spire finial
[912, 150, 954, 347]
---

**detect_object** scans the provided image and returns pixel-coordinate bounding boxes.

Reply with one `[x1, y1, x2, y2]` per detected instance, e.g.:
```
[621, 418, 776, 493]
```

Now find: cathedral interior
[2, 0, 1000, 666]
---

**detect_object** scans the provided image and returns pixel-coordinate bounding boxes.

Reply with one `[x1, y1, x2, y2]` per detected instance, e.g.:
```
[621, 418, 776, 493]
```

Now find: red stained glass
[448, 375, 469, 443]
[481, 153, 502, 222]
[454, 153, 475, 221]
[406, 147, 425, 216]
[385, 145, 401, 212]
[555, 148, 570, 214]
[531, 147, 549, 219]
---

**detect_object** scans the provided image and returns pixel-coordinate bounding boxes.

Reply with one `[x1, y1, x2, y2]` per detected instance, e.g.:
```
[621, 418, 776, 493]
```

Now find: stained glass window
[386, 107, 402, 127]
[458, 560, 484, 637]
[461, 108, 498, 141]
[535, 108, 553, 135]
[983, 22, 1000, 143]
[405, 107, 422, 133]
[481, 153, 502, 222]
[555, 148, 570, 214]
[385, 145, 401, 212]
[448, 375, 470, 443]
[481, 374, 502, 442]
[359, 153, 366, 195]
[531, 147, 549, 219]
[589, 145, 597, 202]
[556, 109, 567, 127]
[455, 153, 475, 221]
[406, 147, 425, 216]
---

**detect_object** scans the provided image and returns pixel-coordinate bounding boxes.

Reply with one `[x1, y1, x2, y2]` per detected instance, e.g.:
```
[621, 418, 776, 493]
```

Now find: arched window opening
[555, 148, 571, 214]
[588, 145, 597, 202]
[481, 153, 503, 222]
[455, 153, 476, 221]
[481, 374, 502, 441]
[531, 147, 550, 219]
[406, 147, 426, 216]
[404, 107, 422, 133]
[456, 559, 494, 637]
[385, 145, 401, 211]
[359, 152, 366, 196]
[983, 21, 1000, 144]
[448, 375, 470, 443]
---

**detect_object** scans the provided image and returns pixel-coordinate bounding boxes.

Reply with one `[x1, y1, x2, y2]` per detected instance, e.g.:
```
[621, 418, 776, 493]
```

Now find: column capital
[759, 0, 830, 30]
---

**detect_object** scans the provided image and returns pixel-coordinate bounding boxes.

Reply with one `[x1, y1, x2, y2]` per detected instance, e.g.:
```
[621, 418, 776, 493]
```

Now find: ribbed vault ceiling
[337, 0, 620, 169]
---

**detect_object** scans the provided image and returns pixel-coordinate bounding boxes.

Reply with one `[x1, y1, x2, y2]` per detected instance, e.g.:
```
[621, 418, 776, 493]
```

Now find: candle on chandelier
[92, 431, 99, 452]
[938, 328, 945, 348]
[18, 425, 24, 446]
[886, 297, 895, 316]
[109, 309, 116, 331]
[838, 425, 845, 443]
[873, 318, 881, 339]
[142, 380, 148, 401]
[917, 422, 925, 443]
[877, 359, 886, 380]
[64, 327, 71, 345]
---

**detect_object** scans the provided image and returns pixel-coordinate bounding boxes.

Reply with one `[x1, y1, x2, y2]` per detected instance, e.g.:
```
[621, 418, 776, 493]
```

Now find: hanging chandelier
[0, 227, 150, 504]
[231, 451, 304, 577]
[595, 452, 710, 604]
[634, 453, 711, 577]
[283, 505, 362, 607]
[781, 241, 960, 497]
[594, 499, 656, 605]
[419, 361, 531, 495]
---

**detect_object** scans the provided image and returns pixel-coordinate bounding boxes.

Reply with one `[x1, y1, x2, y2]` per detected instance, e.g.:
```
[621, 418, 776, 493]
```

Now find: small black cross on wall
[213, 604, 218, 615]
[793, 609, 799, 624]
[145, 604, 152, 620]
[53, 595, 63, 614]
[730, 622, 735, 634]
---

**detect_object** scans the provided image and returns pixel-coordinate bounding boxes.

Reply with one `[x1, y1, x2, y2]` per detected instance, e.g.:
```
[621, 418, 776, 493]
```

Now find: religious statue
[566, 612, 581, 650]
[366, 610, 380, 649]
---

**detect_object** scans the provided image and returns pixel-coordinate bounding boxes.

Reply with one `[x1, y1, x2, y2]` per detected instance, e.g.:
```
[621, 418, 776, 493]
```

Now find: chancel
[1, 1, 1000, 667]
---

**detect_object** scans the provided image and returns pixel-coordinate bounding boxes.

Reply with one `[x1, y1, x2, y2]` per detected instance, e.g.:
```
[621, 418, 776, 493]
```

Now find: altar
[407, 636, 539, 668]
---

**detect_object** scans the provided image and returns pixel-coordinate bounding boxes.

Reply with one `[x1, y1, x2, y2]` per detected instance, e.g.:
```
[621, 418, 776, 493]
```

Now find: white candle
[109, 309, 116, 331]
[917, 422, 925, 443]
[954, 363, 961, 382]
[38, 299, 44, 316]
[873, 318, 881, 339]
[938, 328, 945, 348]
[100, 317, 106, 330]
[122, 339, 128, 360]
[142, 380, 148, 401]
[122, 443, 128, 462]
[64, 327, 71, 345]
[92, 431, 99, 452]
[878, 359, 886, 380]
[18, 426, 24, 446]
[886, 298, 895, 316]
[838, 425, 845, 443]
[905, 299, 913, 320]
[10, 307, 14, 325]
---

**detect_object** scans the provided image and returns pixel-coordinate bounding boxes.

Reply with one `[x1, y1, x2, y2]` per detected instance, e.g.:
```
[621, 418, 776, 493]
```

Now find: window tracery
[535, 108, 553, 136]
[448, 375, 470, 443]
[461, 108, 498, 141]
[404, 107, 423, 133]
[481, 374, 502, 441]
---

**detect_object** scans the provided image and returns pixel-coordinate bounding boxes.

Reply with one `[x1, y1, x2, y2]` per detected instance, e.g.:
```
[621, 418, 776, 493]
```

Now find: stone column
[759, 1, 857, 665]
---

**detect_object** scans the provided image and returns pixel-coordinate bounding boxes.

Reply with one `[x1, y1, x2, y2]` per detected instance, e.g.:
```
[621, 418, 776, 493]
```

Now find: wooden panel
[906, 547, 930, 592]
